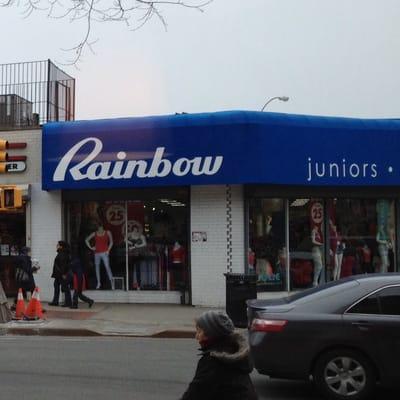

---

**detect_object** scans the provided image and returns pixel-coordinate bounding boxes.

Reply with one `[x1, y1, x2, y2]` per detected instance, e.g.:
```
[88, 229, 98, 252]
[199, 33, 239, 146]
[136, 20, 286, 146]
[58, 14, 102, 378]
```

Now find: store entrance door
[0, 209, 26, 296]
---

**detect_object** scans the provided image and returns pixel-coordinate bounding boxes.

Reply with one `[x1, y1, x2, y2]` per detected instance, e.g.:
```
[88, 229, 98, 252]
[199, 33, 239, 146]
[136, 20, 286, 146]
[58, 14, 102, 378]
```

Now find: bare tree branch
[0, 0, 213, 65]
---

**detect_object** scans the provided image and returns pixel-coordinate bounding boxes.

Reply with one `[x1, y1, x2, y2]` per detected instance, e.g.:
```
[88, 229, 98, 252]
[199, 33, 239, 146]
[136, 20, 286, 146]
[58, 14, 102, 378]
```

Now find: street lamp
[261, 96, 289, 111]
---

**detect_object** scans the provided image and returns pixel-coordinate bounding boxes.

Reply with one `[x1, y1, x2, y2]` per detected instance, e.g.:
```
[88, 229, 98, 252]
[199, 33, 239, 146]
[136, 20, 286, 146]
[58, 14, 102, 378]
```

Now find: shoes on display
[61, 303, 71, 308]
[96, 284, 101, 290]
[88, 300, 94, 309]
[48, 302, 59, 306]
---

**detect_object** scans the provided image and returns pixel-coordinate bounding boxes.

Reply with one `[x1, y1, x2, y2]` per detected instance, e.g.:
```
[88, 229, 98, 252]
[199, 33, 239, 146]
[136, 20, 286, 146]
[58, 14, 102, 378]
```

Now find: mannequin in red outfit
[170, 241, 186, 289]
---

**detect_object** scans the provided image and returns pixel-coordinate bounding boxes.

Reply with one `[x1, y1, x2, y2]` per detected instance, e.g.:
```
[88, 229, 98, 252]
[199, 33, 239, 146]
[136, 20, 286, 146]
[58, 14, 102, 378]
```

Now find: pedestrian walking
[15, 246, 35, 301]
[180, 310, 258, 400]
[49, 241, 72, 307]
[70, 245, 94, 309]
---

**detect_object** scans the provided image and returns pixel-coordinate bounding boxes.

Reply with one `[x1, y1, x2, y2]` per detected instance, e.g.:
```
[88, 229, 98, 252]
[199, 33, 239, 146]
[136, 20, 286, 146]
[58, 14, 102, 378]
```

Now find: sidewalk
[1, 303, 225, 338]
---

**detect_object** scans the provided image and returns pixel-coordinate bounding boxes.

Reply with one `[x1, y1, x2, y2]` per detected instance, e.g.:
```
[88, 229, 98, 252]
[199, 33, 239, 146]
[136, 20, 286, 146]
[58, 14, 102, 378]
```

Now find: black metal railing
[0, 60, 75, 130]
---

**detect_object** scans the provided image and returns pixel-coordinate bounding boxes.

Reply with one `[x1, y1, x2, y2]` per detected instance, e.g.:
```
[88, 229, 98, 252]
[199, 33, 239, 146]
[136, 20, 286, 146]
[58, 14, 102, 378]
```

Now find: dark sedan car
[247, 274, 400, 400]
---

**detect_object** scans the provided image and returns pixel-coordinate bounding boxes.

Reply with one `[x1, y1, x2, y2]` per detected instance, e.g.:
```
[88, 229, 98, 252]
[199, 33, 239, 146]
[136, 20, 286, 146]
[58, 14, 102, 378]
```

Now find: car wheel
[314, 349, 375, 400]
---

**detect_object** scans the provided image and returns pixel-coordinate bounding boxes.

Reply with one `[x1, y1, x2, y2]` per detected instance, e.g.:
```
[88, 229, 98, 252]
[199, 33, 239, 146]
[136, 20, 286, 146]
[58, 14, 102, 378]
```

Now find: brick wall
[190, 185, 245, 307]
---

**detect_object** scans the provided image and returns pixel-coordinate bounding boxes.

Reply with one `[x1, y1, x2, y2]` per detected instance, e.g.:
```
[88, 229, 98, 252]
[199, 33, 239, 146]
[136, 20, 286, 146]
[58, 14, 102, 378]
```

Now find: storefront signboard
[42, 111, 400, 189]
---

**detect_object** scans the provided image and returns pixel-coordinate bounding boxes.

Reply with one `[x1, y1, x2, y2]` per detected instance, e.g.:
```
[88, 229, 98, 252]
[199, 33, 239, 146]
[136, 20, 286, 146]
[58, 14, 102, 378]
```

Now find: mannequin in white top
[376, 224, 390, 273]
[311, 226, 324, 286]
[85, 225, 114, 289]
[126, 225, 147, 289]
[126, 225, 147, 250]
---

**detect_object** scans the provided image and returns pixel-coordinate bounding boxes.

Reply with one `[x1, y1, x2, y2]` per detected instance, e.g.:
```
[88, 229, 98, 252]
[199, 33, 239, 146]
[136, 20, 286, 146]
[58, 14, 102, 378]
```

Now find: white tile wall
[29, 184, 62, 301]
[190, 185, 245, 307]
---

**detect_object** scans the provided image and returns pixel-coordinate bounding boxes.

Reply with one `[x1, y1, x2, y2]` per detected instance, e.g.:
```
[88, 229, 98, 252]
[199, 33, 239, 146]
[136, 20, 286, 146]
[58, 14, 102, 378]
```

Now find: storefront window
[0, 209, 26, 296]
[248, 199, 285, 291]
[327, 199, 396, 279]
[289, 198, 325, 289]
[66, 195, 189, 292]
[248, 195, 398, 293]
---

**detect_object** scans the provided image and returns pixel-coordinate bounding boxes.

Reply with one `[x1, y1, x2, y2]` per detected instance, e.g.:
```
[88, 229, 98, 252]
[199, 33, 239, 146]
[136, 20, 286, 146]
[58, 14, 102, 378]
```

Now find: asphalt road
[0, 336, 396, 400]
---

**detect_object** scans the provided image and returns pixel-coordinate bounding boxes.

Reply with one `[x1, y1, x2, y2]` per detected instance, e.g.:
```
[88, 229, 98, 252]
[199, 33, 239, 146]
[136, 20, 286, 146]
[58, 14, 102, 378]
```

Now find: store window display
[311, 224, 324, 286]
[329, 219, 344, 281]
[289, 199, 324, 289]
[169, 241, 187, 290]
[327, 198, 396, 278]
[248, 196, 398, 293]
[376, 199, 393, 273]
[248, 199, 285, 291]
[85, 224, 114, 290]
[65, 194, 189, 293]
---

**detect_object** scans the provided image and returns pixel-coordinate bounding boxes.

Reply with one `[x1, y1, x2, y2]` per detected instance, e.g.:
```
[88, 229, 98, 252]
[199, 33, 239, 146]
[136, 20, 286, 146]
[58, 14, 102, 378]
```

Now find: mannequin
[170, 241, 186, 290]
[330, 221, 344, 281]
[265, 215, 273, 235]
[311, 226, 324, 286]
[248, 247, 256, 272]
[376, 224, 390, 273]
[85, 224, 114, 290]
[359, 242, 372, 274]
[126, 225, 147, 251]
[126, 225, 146, 289]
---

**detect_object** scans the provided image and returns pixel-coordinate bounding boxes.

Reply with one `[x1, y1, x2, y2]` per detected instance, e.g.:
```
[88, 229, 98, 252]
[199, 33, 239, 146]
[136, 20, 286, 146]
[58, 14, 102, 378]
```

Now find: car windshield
[285, 277, 358, 303]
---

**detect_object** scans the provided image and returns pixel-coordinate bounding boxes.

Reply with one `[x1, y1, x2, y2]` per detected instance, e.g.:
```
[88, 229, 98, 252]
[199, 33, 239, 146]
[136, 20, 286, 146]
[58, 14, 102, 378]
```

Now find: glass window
[248, 193, 399, 293]
[378, 286, 400, 316]
[289, 198, 324, 289]
[0, 209, 26, 296]
[327, 199, 396, 281]
[248, 199, 285, 291]
[65, 196, 189, 292]
[347, 294, 380, 315]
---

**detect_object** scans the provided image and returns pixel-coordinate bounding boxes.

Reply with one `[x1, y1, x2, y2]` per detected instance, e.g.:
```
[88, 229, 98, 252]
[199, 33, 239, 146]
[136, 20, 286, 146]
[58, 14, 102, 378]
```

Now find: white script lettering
[53, 137, 224, 182]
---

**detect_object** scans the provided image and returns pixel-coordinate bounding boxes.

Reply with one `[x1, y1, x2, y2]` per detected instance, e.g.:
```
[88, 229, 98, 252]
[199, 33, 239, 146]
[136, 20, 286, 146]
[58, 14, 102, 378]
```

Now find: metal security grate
[0, 60, 75, 130]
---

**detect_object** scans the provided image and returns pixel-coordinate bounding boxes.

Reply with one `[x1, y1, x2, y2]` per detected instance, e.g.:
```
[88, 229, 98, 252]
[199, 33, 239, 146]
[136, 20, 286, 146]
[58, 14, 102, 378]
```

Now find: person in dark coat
[180, 310, 258, 400]
[49, 241, 72, 307]
[70, 245, 94, 309]
[15, 246, 35, 301]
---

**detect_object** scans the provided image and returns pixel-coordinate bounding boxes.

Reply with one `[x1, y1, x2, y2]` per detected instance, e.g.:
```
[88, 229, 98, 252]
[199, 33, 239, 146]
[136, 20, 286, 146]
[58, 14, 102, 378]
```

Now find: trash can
[224, 273, 257, 328]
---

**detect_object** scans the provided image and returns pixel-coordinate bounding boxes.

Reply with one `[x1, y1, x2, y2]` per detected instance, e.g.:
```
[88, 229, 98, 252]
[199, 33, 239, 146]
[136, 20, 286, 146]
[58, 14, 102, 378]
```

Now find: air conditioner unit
[0, 94, 33, 128]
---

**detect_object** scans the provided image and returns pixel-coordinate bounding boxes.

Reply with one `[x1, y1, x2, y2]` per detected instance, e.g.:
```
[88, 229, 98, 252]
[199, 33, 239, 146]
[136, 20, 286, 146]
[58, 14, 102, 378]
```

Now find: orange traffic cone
[24, 287, 44, 320]
[34, 287, 44, 319]
[24, 288, 38, 320]
[15, 288, 25, 319]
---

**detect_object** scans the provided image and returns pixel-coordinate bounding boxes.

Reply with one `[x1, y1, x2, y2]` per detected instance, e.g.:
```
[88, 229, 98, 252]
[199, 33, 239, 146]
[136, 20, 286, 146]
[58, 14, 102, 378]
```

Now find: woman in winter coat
[180, 310, 258, 400]
[15, 246, 35, 300]
[70, 245, 94, 309]
[49, 241, 72, 307]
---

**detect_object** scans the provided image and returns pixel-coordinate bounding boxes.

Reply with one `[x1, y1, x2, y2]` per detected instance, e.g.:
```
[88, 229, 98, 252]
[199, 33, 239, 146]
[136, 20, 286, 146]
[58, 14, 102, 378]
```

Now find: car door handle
[352, 321, 371, 331]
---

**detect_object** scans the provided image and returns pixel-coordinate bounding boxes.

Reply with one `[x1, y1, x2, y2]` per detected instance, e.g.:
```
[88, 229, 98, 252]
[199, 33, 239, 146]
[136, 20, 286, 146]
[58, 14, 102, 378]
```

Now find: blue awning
[42, 110, 400, 190]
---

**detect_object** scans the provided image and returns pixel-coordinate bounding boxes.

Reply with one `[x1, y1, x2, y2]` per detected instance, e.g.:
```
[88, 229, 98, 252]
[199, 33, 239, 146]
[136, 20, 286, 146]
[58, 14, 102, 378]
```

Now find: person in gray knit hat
[180, 310, 258, 400]
[195, 310, 235, 338]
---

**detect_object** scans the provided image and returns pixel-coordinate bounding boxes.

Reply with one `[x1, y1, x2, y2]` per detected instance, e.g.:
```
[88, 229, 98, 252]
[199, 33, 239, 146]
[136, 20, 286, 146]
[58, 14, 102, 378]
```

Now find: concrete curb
[2, 326, 196, 338]
[5, 327, 102, 337]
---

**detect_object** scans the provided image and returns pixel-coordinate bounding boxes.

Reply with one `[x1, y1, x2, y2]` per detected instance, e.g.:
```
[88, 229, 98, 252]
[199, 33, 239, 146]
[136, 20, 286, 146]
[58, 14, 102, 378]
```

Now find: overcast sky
[1, 0, 400, 120]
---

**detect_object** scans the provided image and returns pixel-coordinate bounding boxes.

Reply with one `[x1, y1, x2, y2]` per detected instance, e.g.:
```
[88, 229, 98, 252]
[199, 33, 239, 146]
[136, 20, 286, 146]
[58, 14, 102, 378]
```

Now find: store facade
[0, 129, 56, 299]
[39, 111, 400, 306]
